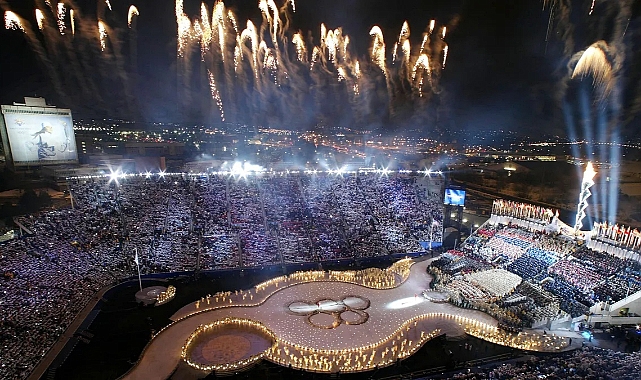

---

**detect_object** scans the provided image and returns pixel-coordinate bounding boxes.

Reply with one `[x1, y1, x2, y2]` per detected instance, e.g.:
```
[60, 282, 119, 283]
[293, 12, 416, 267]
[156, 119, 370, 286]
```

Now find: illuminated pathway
[121, 259, 569, 379]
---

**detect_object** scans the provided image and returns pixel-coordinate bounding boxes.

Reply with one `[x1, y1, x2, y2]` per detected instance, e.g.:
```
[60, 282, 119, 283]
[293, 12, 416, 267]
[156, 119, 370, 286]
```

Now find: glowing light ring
[181, 317, 277, 372]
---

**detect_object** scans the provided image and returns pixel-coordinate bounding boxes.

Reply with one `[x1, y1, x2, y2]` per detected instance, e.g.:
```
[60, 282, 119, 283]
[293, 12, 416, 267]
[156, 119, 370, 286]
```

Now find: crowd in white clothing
[0, 172, 444, 379]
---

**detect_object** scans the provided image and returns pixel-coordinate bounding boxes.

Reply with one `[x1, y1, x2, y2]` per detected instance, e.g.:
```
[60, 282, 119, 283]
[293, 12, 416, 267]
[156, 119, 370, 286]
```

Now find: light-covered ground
[122, 259, 562, 379]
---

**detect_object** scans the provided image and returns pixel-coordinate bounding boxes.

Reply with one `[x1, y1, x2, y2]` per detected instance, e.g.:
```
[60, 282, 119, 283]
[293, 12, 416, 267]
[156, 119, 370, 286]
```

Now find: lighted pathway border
[121, 258, 570, 379]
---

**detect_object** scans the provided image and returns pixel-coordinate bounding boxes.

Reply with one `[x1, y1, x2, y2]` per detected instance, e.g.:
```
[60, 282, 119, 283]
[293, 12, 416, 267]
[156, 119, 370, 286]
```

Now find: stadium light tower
[574, 162, 597, 233]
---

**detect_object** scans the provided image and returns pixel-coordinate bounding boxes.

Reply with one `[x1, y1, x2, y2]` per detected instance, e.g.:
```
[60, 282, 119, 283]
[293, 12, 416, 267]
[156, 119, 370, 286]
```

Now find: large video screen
[1, 108, 78, 166]
[444, 188, 466, 206]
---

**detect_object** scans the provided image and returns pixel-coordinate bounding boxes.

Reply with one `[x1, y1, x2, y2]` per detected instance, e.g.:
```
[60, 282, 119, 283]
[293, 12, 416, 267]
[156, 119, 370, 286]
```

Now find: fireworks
[98, 20, 108, 51]
[292, 32, 306, 61]
[571, 42, 613, 93]
[589, 0, 595, 15]
[128, 5, 139, 28]
[228, 10, 238, 33]
[412, 54, 430, 80]
[4, 11, 24, 32]
[402, 40, 410, 65]
[290, 0, 296, 13]
[213, 1, 226, 61]
[5, 0, 454, 126]
[337, 67, 346, 82]
[442, 45, 448, 69]
[199, 3, 212, 57]
[57, 3, 66, 35]
[240, 20, 259, 77]
[207, 69, 225, 121]
[369, 26, 386, 74]
[35, 9, 45, 30]
[176, 0, 192, 58]
[311, 46, 321, 70]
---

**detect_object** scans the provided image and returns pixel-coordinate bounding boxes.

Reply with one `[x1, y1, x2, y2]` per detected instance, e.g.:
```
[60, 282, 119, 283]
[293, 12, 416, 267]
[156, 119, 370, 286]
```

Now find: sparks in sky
[98, 20, 108, 51]
[128, 5, 139, 28]
[4, 11, 25, 32]
[35, 9, 44, 30]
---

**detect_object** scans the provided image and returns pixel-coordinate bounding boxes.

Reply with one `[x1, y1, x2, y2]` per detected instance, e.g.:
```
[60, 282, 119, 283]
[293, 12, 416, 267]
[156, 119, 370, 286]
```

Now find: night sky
[0, 0, 639, 138]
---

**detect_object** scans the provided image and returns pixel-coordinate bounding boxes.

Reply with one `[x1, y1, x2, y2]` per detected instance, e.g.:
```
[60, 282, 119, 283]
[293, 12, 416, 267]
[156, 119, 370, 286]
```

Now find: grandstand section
[430, 199, 641, 331]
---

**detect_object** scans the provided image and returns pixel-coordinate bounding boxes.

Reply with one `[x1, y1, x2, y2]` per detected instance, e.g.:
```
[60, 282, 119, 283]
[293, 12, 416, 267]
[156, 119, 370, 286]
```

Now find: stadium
[2, 0, 641, 378]
[2, 166, 641, 380]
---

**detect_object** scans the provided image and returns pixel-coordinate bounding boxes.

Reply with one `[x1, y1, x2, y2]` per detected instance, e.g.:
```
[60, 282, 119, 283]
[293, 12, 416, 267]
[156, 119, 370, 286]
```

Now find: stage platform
[121, 259, 571, 379]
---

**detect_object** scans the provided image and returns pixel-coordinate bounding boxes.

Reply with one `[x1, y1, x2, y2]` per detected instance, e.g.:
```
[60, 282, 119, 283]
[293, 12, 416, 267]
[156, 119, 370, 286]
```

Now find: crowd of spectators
[0, 172, 443, 379]
[433, 222, 641, 326]
[445, 346, 641, 380]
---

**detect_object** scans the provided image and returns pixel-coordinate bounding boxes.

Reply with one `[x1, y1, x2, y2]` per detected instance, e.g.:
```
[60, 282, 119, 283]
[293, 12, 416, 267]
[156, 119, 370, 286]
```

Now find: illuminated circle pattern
[286, 295, 370, 329]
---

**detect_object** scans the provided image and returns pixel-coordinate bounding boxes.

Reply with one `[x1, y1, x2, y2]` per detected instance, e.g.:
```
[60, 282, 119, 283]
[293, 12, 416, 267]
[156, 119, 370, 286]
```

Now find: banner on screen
[444, 188, 465, 206]
[1, 107, 78, 166]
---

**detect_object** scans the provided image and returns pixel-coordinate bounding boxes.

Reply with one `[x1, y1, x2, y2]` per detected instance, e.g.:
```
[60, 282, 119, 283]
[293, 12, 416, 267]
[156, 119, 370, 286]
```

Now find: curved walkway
[121, 259, 570, 379]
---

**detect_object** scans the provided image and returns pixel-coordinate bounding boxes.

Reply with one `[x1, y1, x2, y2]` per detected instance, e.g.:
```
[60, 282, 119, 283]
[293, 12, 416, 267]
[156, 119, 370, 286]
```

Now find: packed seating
[439, 222, 641, 323]
[0, 172, 445, 379]
[445, 346, 641, 380]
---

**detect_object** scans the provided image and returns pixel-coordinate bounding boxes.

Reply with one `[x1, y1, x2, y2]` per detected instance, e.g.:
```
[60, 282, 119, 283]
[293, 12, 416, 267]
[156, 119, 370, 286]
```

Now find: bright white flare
[589, 0, 595, 15]
[98, 20, 108, 51]
[70, 9, 75, 35]
[441, 26, 447, 39]
[57, 3, 66, 35]
[128, 5, 139, 28]
[105, 0, 112, 11]
[4, 11, 24, 32]
[290, 0, 296, 13]
[428, 19, 435, 34]
[442, 45, 449, 68]
[36, 9, 45, 30]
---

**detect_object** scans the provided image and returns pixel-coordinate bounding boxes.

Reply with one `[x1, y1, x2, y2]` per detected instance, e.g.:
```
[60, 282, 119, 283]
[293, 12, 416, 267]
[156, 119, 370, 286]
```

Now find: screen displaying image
[444, 188, 465, 206]
[2, 110, 78, 166]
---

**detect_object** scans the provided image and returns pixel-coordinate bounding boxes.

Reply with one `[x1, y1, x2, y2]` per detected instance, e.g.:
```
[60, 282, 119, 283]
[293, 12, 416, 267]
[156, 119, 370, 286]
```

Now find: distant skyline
[0, 0, 640, 139]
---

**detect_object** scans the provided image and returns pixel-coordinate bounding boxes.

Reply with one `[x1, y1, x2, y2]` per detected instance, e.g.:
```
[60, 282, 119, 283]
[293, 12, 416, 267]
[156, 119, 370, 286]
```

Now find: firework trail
[4, 0, 453, 129]
[369, 26, 386, 75]
[442, 45, 448, 68]
[128, 5, 139, 28]
[240, 20, 259, 78]
[589, 0, 595, 15]
[98, 20, 107, 51]
[175, 0, 192, 58]
[57, 2, 66, 35]
[212, 1, 226, 62]
[292, 32, 306, 61]
[571, 42, 612, 93]
[35, 8, 44, 30]
[207, 69, 225, 121]
[70, 8, 74, 36]
[4, 10, 24, 31]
